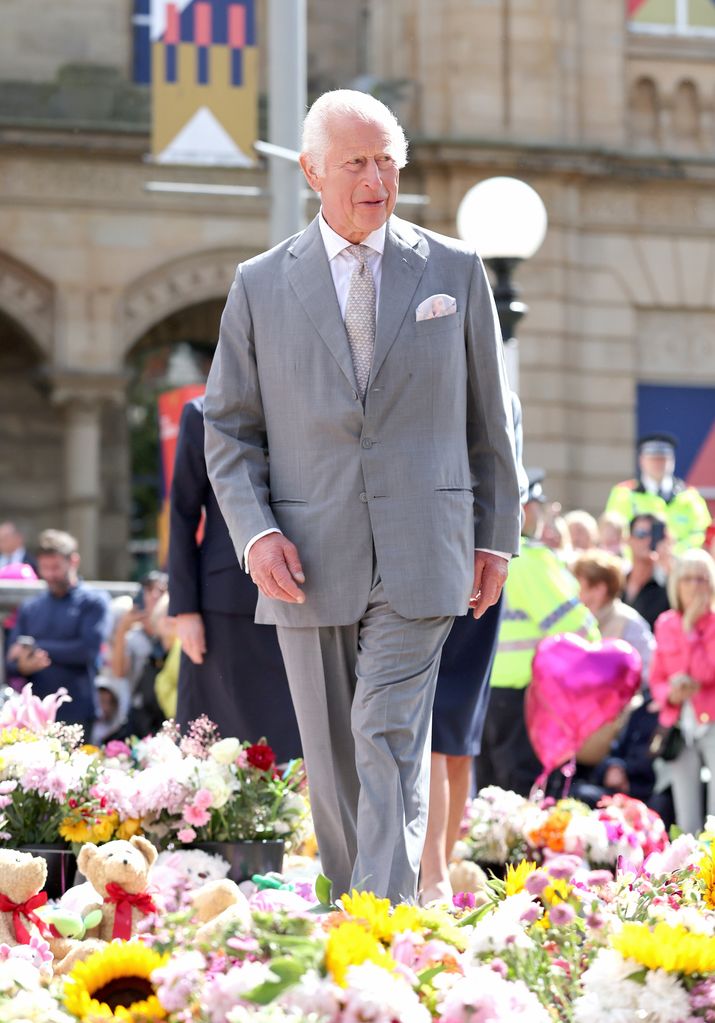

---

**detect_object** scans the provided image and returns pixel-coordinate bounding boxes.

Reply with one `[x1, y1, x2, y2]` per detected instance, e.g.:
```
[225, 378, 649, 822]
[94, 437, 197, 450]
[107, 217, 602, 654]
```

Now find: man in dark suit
[168, 396, 300, 762]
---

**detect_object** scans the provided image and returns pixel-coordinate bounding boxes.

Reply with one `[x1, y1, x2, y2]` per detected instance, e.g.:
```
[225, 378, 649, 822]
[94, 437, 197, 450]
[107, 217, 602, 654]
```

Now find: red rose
[246, 742, 276, 771]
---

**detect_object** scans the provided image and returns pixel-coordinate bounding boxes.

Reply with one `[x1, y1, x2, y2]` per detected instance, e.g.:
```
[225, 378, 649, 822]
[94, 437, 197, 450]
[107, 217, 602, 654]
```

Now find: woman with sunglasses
[650, 549, 715, 834]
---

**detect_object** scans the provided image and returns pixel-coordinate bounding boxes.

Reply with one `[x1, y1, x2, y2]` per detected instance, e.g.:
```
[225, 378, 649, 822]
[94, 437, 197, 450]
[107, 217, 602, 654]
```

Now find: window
[628, 0, 715, 35]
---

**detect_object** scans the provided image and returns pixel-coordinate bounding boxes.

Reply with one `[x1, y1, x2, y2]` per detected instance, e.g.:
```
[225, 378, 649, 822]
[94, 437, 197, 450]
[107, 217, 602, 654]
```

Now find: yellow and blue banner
[149, 0, 258, 165]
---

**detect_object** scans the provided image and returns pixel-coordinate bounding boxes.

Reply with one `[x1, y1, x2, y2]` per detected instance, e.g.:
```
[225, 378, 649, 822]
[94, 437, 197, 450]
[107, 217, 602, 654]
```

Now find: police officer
[476, 469, 600, 796]
[605, 433, 711, 555]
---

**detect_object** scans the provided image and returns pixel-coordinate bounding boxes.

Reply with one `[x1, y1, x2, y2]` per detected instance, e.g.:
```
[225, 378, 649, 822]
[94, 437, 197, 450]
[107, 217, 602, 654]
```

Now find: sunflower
[63, 940, 169, 1021]
[324, 920, 396, 987]
[612, 922, 715, 976]
[504, 861, 537, 896]
[698, 855, 715, 910]
[339, 890, 423, 943]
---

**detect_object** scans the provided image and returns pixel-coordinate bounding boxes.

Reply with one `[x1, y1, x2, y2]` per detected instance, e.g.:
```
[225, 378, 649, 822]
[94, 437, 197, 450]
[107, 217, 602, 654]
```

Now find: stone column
[49, 371, 127, 579]
[62, 399, 101, 578]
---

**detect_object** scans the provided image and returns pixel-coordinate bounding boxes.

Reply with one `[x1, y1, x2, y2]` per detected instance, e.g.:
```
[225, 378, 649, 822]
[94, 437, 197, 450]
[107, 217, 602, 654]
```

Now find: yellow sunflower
[339, 890, 424, 943]
[63, 940, 169, 1021]
[504, 861, 537, 896]
[698, 855, 715, 910]
[325, 920, 396, 987]
[612, 921, 715, 976]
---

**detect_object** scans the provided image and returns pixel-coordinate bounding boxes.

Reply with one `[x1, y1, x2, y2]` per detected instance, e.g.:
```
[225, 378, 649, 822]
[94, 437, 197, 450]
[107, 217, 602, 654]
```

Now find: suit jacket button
[352, 390, 359, 400]
[361, 438, 373, 449]
[359, 492, 368, 503]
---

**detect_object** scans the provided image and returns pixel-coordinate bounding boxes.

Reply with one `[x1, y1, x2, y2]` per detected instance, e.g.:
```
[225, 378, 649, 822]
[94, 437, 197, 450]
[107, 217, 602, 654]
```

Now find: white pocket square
[416, 294, 457, 321]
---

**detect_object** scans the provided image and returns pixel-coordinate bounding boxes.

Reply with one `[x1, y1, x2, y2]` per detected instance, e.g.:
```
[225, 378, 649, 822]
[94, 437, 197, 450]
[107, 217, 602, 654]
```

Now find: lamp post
[456, 176, 547, 392]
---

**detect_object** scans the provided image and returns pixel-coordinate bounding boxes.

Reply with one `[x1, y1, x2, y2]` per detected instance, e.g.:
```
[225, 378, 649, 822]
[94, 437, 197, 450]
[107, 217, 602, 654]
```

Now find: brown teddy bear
[190, 878, 252, 943]
[0, 849, 54, 948]
[0, 848, 91, 971]
[76, 835, 159, 942]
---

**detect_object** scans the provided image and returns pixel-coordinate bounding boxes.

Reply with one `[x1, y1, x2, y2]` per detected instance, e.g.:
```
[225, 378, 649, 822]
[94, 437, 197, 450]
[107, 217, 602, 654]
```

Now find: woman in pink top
[650, 549, 715, 835]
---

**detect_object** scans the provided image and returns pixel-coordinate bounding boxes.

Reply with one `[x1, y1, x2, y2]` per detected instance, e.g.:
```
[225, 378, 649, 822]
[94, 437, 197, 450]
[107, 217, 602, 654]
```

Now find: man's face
[37, 552, 77, 596]
[628, 517, 658, 562]
[0, 524, 21, 556]
[639, 452, 673, 484]
[300, 115, 399, 243]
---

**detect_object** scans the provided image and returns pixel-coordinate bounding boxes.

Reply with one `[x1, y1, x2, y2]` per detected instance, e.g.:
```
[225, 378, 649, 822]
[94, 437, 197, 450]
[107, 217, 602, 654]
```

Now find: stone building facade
[0, 1, 713, 576]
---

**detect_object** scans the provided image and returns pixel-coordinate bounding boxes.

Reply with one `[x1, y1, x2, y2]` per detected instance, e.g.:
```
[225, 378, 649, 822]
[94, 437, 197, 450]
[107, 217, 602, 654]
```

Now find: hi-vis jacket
[605, 477, 711, 555]
[490, 538, 600, 690]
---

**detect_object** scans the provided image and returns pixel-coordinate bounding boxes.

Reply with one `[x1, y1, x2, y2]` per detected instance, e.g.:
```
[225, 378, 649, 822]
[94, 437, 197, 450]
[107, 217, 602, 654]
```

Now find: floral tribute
[0, 687, 309, 854]
[455, 785, 669, 871]
[6, 827, 715, 1022]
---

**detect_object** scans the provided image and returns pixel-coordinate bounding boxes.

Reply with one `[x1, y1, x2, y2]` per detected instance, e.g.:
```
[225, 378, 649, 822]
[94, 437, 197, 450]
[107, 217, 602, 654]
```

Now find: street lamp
[456, 176, 547, 392]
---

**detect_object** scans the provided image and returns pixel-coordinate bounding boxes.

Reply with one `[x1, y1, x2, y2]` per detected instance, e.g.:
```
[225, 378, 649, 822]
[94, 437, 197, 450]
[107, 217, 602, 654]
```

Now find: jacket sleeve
[687, 615, 715, 689]
[40, 594, 110, 667]
[650, 612, 678, 710]
[203, 265, 279, 564]
[168, 401, 207, 616]
[464, 254, 522, 554]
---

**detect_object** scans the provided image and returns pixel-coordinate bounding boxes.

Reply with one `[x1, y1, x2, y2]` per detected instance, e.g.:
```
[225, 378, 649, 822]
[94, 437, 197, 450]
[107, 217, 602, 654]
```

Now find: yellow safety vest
[490, 539, 600, 690]
[605, 479, 711, 555]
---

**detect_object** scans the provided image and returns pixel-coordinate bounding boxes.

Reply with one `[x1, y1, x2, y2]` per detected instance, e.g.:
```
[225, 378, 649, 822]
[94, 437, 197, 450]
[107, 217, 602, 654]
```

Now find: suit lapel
[370, 217, 428, 384]
[286, 217, 357, 390]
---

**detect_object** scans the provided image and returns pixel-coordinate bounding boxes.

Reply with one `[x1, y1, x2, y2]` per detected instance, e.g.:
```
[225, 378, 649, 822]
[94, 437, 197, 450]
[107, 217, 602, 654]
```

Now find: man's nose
[362, 159, 384, 189]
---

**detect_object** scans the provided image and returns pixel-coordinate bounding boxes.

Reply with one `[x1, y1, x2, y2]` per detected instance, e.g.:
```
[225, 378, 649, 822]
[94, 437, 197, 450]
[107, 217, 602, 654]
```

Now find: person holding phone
[623, 514, 671, 630]
[605, 433, 711, 555]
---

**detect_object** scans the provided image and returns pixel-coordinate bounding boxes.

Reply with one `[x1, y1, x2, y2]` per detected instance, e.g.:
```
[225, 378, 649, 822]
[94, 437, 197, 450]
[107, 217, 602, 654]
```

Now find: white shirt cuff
[244, 528, 282, 572]
[476, 548, 511, 561]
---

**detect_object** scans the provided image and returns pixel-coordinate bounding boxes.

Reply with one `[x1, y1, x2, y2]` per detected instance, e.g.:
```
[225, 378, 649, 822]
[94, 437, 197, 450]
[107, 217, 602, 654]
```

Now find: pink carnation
[184, 804, 211, 827]
[193, 788, 214, 812]
[178, 827, 197, 844]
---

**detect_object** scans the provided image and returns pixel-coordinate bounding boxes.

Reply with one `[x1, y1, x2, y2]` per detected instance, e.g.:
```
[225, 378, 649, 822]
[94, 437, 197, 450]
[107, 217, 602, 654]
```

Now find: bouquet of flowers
[0, 686, 95, 847]
[456, 787, 670, 873]
[128, 717, 309, 849]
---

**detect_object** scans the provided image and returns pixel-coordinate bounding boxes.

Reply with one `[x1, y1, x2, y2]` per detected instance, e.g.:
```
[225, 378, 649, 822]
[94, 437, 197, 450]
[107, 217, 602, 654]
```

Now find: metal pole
[485, 257, 526, 394]
[268, 0, 307, 246]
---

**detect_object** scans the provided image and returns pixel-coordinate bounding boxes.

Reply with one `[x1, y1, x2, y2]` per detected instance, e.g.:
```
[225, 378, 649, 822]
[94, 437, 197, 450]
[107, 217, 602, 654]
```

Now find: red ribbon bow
[0, 891, 50, 944]
[104, 882, 157, 940]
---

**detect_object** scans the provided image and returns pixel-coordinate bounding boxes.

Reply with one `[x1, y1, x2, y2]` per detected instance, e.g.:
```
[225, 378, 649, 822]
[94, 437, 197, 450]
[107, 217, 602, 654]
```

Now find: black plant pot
[19, 844, 77, 899]
[192, 840, 285, 884]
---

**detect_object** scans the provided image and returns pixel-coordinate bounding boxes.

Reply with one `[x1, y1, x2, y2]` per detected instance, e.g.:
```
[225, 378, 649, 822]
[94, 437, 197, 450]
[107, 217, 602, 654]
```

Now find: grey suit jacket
[204, 214, 521, 627]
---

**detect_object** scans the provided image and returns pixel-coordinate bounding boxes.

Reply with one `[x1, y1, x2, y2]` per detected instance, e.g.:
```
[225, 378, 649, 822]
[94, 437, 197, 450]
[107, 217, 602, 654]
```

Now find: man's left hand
[469, 551, 509, 619]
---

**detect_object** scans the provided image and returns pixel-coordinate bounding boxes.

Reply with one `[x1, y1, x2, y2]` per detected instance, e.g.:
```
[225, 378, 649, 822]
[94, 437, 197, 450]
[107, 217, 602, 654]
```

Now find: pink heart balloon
[525, 632, 642, 775]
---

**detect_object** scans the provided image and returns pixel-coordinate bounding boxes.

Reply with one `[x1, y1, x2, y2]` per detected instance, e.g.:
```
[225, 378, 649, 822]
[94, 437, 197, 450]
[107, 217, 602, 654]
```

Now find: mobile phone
[16, 635, 36, 652]
[133, 589, 145, 610]
[650, 520, 666, 551]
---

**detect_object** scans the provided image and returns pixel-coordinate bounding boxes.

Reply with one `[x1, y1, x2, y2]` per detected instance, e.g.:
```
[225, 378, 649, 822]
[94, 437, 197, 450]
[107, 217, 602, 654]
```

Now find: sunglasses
[631, 528, 652, 538]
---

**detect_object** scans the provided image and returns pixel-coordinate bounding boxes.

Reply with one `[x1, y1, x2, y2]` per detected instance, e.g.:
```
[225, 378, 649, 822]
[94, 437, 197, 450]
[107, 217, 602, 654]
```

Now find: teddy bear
[76, 835, 159, 943]
[189, 878, 252, 943]
[151, 848, 230, 913]
[0, 848, 90, 972]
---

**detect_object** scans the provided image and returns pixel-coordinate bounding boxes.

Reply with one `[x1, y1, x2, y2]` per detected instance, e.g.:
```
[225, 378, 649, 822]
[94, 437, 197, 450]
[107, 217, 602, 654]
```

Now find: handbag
[648, 722, 685, 762]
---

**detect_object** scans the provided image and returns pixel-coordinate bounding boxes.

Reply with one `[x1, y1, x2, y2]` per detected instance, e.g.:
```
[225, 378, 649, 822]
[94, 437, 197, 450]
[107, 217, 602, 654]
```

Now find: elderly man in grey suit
[204, 90, 521, 903]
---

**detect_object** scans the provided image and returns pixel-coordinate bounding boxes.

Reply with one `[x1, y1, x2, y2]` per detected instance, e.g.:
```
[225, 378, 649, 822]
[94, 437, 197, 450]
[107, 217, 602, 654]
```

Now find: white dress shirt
[243, 212, 509, 571]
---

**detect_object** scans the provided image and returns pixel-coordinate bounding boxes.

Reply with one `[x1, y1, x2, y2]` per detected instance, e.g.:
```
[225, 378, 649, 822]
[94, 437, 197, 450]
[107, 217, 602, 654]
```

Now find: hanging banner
[151, 0, 258, 165]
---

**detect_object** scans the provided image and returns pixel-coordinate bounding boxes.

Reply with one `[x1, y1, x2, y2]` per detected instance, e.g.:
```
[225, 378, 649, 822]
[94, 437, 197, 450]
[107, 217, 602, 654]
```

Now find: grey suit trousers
[277, 567, 453, 904]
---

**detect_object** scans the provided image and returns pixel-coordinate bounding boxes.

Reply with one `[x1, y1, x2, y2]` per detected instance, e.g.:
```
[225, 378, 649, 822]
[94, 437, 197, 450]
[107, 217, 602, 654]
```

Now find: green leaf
[314, 873, 333, 907]
[83, 909, 103, 931]
[243, 957, 306, 1004]
[417, 963, 446, 985]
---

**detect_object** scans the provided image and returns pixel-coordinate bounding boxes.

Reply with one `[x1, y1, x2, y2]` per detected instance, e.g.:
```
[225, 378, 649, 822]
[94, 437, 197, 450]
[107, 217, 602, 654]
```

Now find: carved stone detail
[119, 249, 243, 357]
[0, 254, 54, 356]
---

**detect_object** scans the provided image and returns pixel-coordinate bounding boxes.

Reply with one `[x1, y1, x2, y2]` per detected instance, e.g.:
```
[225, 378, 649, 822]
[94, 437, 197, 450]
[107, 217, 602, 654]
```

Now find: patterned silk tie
[344, 244, 376, 401]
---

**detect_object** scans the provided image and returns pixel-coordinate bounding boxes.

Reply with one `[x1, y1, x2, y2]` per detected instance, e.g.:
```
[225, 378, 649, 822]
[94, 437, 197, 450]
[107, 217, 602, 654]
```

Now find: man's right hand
[248, 534, 305, 604]
[8, 643, 51, 676]
[176, 613, 207, 664]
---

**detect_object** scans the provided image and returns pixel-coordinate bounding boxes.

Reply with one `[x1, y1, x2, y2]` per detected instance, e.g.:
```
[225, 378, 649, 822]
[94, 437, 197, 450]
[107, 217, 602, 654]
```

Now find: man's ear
[299, 153, 321, 193]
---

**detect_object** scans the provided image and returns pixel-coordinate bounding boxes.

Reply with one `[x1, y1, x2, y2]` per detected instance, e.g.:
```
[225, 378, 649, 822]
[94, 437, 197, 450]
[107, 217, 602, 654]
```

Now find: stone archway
[0, 252, 54, 360]
[118, 247, 245, 361]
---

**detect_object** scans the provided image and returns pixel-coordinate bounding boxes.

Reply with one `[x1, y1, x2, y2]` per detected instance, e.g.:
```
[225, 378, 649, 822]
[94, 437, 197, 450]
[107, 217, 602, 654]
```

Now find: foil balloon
[525, 632, 642, 776]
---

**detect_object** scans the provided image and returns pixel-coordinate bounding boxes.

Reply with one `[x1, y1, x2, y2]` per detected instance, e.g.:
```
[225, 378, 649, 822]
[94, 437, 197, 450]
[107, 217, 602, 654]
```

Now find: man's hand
[248, 534, 305, 604]
[176, 613, 207, 665]
[469, 551, 509, 619]
[603, 763, 630, 793]
[8, 643, 51, 676]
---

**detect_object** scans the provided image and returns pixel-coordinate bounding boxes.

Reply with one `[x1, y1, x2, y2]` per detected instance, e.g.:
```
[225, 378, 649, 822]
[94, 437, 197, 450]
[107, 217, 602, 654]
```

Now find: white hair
[301, 89, 408, 172]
